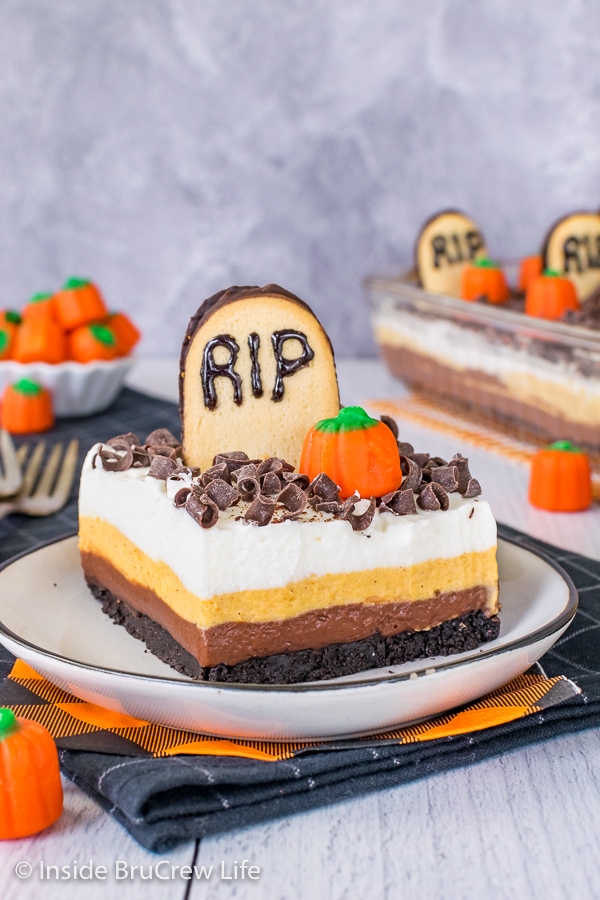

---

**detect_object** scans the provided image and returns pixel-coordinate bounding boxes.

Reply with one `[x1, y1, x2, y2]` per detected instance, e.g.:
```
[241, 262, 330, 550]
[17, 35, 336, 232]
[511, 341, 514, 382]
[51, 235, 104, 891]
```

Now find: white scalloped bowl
[0, 358, 133, 417]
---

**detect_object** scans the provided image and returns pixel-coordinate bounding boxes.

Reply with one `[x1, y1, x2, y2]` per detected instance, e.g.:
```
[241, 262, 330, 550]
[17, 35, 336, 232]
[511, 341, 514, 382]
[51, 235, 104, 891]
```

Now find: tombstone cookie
[416, 210, 487, 297]
[542, 211, 600, 300]
[179, 284, 340, 470]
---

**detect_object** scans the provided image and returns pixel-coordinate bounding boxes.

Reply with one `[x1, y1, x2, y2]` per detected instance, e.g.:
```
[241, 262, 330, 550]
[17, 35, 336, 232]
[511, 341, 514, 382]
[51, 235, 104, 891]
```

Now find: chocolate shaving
[314, 499, 344, 515]
[145, 428, 181, 449]
[185, 491, 219, 528]
[201, 463, 230, 485]
[213, 451, 249, 466]
[278, 482, 307, 515]
[237, 476, 260, 501]
[231, 463, 258, 483]
[431, 465, 459, 493]
[131, 446, 151, 467]
[148, 455, 179, 480]
[148, 445, 178, 461]
[107, 433, 140, 448]
[244, 495, 276, 526]
[449, 453, 473, 494]
[409, 453, 430, 468]
[401, 456, 422, 490]
[205, 478, 240, 510]
[463, 478, 482, 499]
[341, 495, 377, 532]
[307, 472, 340, 500]
[261, 471, 282, 496]
[380, 489, 417, 516]
[282, 472, 310, 490]
[173, 487, 191, 507]
[398, 442, 415, 457]
[98, 441, 133, 472]
[380, 415, 399, 439]
[417, 482, 449, 511]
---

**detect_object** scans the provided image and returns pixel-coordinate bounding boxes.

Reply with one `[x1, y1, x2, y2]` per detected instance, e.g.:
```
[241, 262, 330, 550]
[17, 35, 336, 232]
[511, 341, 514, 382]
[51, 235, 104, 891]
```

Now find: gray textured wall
[1, 0, 599, 357]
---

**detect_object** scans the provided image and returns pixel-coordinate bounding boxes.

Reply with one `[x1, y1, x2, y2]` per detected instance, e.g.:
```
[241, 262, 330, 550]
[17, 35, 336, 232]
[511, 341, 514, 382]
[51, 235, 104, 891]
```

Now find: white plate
[0, 536, 577, 741]
[0, 358, 132, 416]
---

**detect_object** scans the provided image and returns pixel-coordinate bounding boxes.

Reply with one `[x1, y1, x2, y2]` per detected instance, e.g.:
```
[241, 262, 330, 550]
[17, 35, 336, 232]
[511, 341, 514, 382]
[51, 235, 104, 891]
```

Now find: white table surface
[3, 357, 600, 900]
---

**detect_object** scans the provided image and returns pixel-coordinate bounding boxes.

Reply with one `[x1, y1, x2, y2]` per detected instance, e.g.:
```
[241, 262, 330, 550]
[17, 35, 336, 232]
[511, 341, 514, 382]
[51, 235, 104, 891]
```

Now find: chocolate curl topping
[380, 414, 399, 439]
[237, 476, 260, 501]
[148, 445, 178, 461]
[398, 441, 415, 457]
[380, 488, 417, 516]
[145, 428, 181, 450]
[307, 472, 340, 501]
[108, 433, 140, 448]
[131, 446, 151, 467]
[205, 478, 240, 510]
[431, 465, 459, 493]
[232, 463, 258, 484]
[173, 487, 191, 507]
[261, 471, 282, 496]
[185, 491, 219, 528]
[400, 456, 422, 491]
[341, 495, 377, 532]
[282, 471, 310, 490]
[213, 451, 249, 467]
[463, 477, 482, 499]
[98, 440, 133, 472]
[245, 495, 276, 526]
[278, 482, 308, 515]
[449, 453, 473, 495]
[417, 482, 449, 512]
[148, 455, 179, 480]
[314, 499, 344, 515]
[409, 452, 430, 469]
[201, 462, 230, 485]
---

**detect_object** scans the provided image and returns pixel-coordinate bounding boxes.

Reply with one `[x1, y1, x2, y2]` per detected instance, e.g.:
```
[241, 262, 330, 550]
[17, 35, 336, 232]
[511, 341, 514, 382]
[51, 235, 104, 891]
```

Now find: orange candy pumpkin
[529, 441, 592, 512]
[0, 707, 63, 839]
[12, 299, 67, 364]
[105, 311, 141, 356]
[461, 258, 509, 304]
[517, 255, 543, 293]
[300, 406, 402, 499]
[0, 311, 21, 360]
[0, 379, 54, 434]
[68, 323, 117, 362]
[52, 277, 108, 332]
[21, 292, 55, 323]
[525, 270, 579, 320]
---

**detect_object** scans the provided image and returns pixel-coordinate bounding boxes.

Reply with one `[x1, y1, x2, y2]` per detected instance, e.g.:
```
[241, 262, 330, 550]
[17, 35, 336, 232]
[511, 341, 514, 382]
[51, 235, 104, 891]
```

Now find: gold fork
[0, 430, 23, 497]
[0, 439, 79, 521]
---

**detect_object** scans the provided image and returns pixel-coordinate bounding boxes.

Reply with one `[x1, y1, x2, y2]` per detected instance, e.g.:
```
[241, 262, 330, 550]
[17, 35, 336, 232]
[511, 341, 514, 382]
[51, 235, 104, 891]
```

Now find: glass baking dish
[366, 271, 600, 449]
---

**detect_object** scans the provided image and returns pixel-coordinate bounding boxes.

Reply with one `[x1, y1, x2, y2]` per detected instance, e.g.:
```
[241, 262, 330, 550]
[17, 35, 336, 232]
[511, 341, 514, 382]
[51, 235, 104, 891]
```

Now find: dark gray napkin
[1, 389, 598, 851]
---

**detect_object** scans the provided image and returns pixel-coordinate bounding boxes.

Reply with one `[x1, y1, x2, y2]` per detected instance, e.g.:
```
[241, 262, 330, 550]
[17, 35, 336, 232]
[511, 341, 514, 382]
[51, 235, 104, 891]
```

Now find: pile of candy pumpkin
[0, 277, 139, 364]
[0, 278, 140, 434]
[461, 255, 579, 321]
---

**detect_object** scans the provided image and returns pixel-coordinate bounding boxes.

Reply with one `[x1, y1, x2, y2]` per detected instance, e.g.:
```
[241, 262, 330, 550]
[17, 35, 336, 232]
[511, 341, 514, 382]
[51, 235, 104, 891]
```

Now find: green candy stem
[543, 269, 562, 278]
[29, 292, 52, 304]
[473, 257, 500, 269]
[63, 277, 91, 290]
[315, 406, 379, 434]
[89, 324, 116, 348]
[547, 440, 583, 453]
[13, 378, 42, 396]
[4, 310, 21, 325]
[0, 707, 17, 738]
[0, 330, 8, 354]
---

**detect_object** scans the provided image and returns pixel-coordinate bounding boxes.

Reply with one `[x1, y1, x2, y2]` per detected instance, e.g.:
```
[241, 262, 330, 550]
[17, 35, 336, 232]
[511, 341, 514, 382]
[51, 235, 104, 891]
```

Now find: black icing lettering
[248, 332, 263, 398]
[563, 236, 584, 274]
[201, 335, 242, 409]
[271, 330, 314, 402]
[465, 229, 484, 259]
[450, 233, 464, 263]
[582, 234, 600, 269]
[431, 235, 448, 268]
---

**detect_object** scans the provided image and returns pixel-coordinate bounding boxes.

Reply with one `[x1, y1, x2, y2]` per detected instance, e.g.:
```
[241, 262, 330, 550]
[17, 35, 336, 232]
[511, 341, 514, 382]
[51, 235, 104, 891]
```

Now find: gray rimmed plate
[0, 535, 577, 741]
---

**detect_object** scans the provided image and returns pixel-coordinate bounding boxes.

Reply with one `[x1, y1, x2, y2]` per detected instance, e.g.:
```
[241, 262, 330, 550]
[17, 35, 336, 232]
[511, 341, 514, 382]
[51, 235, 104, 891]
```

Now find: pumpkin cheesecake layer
[79, 445, 499, 672]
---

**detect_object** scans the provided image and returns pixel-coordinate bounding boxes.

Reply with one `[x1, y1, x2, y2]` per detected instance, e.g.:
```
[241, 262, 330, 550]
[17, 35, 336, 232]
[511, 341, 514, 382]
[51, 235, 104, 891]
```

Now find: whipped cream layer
[79, 445, 497, 600]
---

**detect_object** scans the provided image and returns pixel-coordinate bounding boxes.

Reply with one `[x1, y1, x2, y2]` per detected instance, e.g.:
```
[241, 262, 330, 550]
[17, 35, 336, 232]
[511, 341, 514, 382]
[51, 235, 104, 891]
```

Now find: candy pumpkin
[525, 270, 579, 320]
[0, 707, 63, 839]
[300, 406, 402, 499]
[529, 440, 591, 512]
[517, 255, 543, 293]
[106, 311, 141, 356]
[68, 323, 117, 362]
[461, 258, 509, 304]
[22, 292, 55, 323]
[0, 378, 54, 434]
[53, 277, 108, 331]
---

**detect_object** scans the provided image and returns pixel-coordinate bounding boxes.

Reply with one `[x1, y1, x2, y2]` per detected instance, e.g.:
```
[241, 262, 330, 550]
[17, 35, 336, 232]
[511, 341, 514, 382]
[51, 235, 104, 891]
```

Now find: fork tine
[0, 430, 23, 494]
[33, 442, 63, 497]
[21, 441, 46, 496]
[17, 443, 29, 466]
[51, 439, 79, 503]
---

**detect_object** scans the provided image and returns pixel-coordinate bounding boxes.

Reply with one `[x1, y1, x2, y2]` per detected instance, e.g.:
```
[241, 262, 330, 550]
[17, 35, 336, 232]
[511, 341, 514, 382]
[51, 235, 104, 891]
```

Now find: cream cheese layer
[78, 446, 497, 600]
